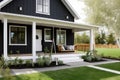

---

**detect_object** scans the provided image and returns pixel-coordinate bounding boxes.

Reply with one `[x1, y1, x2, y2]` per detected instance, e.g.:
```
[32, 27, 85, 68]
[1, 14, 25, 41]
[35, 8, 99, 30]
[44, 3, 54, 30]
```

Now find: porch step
[52, 54, 84, 63]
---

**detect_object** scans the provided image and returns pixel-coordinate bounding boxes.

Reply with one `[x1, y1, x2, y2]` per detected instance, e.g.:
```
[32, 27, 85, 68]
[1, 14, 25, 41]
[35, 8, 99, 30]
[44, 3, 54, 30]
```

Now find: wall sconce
[66, 16, 69, 19]
[19, 6, 23, 11]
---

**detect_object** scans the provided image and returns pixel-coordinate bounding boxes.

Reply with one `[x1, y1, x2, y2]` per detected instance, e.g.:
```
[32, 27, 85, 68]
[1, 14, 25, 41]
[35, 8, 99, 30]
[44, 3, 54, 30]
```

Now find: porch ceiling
[0, 12, 99, 32]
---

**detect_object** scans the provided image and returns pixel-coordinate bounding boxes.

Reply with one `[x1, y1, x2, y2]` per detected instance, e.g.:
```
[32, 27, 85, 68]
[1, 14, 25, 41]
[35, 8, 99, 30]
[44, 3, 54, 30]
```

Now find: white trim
[32, 22, 36, 62]
[9, 25, 27, 46]
[36, 0, 50, 15]
[90, 29, 94, 50]
[0, 0, 12, 9]
[3, 18, 8, 59]
[56, 29, 66, 45]
[44, 28, 52, 42]
[61, 0, 80, 19]
[0, 12, 99, 30]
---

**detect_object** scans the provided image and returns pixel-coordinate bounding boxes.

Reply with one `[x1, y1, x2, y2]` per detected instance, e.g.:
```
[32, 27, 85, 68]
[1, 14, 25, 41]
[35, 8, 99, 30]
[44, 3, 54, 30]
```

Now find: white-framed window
[9, 25, 27, 46]
[36, 0, 50, 15]
[44, 29, 52, 42]
[57, 30, 66, 45]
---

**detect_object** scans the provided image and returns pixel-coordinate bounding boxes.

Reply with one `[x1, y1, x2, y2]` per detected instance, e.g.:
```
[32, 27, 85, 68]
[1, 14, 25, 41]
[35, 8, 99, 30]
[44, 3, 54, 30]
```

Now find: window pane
[57, 30, 66, 45]
[10, 27, 26, 44]
[37, 0, 42, 5]
[45, 29, 51, 41]
[43, 5, 49, 13]
[37, 5, 42, 12]
[11, 27, 18, 44]
[36, 0, 49, 14]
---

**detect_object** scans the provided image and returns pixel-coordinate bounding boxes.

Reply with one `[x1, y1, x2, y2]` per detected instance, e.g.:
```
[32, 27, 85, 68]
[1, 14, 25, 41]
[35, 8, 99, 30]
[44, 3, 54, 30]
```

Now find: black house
[0, 0, 97, 61]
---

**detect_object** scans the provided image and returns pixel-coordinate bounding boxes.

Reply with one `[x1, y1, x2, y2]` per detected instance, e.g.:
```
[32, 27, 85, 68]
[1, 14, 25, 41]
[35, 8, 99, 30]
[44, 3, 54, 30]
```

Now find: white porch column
[3, 18, 8, 59]
[32, 22, 36, 62]
[90, 29, 94, 51]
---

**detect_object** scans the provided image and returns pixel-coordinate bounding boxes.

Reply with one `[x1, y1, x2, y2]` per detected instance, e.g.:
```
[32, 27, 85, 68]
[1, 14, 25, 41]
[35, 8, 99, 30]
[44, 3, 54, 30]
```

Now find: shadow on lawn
[0, 67, 119, 80]
[42, 67, 120, 80]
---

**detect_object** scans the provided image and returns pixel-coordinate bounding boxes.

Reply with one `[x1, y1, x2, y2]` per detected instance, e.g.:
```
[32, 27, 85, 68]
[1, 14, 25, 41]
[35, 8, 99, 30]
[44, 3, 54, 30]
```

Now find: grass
[96, 48, 120, 59]
[0, 67, 120, 80]
[97, 62, 120, 71]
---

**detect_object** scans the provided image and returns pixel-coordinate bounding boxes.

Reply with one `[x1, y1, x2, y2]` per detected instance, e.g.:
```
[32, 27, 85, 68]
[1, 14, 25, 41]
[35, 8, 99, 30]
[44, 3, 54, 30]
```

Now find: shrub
[0, 56, 7, 68]
[86, 56, 93, 62]
[37, 57, 45, 67]
[58, 60, 63, 65]
[0, 57, 14, 80]
[18, 59, 24, 65]
[25, 60, 32, 67]
[7, 60, 14, 66]
[82, 50, 102, 62]
[44, 57, 52, 66]
[12, 57, 19, 66]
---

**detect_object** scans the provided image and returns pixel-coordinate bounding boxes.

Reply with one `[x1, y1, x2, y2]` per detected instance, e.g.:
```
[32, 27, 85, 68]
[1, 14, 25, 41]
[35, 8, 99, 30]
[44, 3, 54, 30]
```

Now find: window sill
[9, 44, 27, 46]
[36, 11, 50, 15]
[45, 40, 52, 42]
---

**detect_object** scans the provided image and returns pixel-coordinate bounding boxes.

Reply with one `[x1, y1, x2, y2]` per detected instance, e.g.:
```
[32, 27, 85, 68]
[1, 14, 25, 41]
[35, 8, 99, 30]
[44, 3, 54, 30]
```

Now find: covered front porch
[0, 12, 98, 62]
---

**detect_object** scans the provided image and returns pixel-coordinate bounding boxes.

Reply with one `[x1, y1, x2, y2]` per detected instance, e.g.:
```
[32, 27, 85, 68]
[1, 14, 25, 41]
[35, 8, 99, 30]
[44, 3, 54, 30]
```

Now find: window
[57, 30, 66, 45]
[44, 29, 52, 42]
[9, 25, 27, 45]
[36, 0, 50, 15]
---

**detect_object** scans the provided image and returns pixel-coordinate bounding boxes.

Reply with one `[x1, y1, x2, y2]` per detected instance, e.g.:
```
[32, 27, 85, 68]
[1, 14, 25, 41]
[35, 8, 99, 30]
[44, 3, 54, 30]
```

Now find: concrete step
[52, 53, 84, 63]
[59, 57, 83, 63]
[52, 54, 84, 58]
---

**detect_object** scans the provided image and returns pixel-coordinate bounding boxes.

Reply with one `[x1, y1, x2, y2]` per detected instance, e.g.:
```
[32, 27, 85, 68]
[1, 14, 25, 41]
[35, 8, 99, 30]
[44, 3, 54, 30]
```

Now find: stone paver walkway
[87, 65, 120, 74]
[11, 59, 120, 76]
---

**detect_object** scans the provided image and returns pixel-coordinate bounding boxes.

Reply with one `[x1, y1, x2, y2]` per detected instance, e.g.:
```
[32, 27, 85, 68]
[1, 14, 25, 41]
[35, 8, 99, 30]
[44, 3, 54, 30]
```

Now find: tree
[107, 33, 116, 44]
[95, 31, 107, 44]
[75, 32, 90, 44]
[75, 33, 82, 44]
[84, 0, 120, 39]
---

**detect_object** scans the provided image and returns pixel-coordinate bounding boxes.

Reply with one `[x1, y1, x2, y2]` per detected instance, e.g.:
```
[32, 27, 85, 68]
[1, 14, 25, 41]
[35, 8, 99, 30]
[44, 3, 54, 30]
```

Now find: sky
[69, 0, 86, 23]
[71, 0, 109, 35]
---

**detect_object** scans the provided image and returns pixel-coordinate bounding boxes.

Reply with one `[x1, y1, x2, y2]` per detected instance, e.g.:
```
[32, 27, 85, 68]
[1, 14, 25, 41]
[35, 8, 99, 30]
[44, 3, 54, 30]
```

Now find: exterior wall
[8, 23, 32, 54]
[66, 29, 74, 45]
[41, 28, 74, 52]
[0, 22, 74, 54]
[1, 0, 74, 21]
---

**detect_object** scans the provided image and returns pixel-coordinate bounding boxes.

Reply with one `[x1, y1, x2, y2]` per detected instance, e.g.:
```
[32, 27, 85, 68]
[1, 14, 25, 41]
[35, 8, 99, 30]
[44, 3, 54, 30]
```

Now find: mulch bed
[84, 58, 107, 63]
[102, 57, 120, 60]
[8, 61, 65, 69]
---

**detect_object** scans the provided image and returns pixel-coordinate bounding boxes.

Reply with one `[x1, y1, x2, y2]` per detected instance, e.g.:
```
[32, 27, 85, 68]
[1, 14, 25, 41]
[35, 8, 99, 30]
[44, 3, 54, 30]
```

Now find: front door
[36, 29, 42, 51]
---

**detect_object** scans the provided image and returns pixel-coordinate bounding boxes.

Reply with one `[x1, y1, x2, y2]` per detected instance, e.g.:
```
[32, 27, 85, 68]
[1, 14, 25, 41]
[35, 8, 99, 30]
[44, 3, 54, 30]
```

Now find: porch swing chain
[51, 27, 56, 54]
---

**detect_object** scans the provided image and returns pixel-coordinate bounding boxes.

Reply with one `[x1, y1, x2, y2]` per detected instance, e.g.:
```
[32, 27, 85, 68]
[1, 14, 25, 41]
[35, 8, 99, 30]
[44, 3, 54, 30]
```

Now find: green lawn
[97, 62, 120, 71]
[96, 48, 120, 59]
[1, 67, 120, 80]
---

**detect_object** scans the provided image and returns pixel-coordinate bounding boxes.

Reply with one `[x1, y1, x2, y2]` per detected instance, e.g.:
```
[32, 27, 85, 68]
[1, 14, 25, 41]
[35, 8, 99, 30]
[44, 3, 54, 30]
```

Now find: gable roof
[0, 0, 12, 9]
[0, 0, 80, 19]
[61, 0, 81, 19]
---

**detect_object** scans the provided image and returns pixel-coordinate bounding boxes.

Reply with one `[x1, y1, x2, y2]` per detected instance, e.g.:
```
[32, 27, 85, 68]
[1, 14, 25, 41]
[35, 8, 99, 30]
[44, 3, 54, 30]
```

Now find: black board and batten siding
[0, 22, 74, 54]
[1, 0, 74, 21]
[0, 0, 75, 54]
